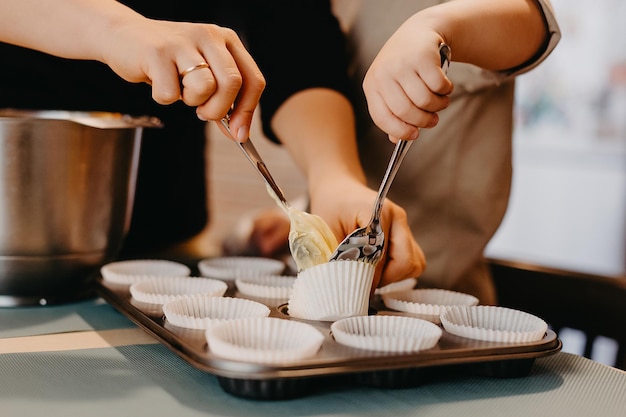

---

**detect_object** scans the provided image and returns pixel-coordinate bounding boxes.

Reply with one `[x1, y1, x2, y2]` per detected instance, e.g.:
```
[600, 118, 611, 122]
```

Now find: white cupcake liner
[198, 256, 285, 281]
[288, 260, 375, 322]
[162, 295, 270, 330]
[235, 275, 296, 300]
[101, 259, 191, 285]
[129, 276, 228, 305]
[331, 315, 442, 353]
[206, 317, 324, 364]
[382, 288, 479, 324]
[440, 305, 548, 343]
[374, 277, 418, 296]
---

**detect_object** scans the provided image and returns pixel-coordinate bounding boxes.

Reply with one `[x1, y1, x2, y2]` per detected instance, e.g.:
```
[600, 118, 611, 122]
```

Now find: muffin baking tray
[96, 279, 562, 400]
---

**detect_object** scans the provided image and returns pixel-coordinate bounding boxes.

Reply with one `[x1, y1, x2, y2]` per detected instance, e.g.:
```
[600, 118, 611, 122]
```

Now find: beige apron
[334, 0, 560, 304]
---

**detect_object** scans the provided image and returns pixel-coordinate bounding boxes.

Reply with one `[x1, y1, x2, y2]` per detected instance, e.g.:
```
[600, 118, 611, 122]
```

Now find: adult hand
[309, 177, 426, 290]
[362, 23, 453, 143]
[0, 0, 266, 140]
[102, 17, 265, 142]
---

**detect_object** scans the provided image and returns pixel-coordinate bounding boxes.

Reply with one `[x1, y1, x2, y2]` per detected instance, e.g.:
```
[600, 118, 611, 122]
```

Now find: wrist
[308, 171, 366, 203]
[95, 5, 147, 64]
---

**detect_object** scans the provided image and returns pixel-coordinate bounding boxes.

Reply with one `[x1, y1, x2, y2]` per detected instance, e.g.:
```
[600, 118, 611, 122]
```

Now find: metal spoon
[219, 115, 338, 271]
[329, 43, 451, 265]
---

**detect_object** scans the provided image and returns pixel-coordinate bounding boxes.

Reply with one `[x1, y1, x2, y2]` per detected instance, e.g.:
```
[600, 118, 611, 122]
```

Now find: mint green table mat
[0, 298, 134, 338]
[0, 348, 624, 417]
[1, 298, 625, 416]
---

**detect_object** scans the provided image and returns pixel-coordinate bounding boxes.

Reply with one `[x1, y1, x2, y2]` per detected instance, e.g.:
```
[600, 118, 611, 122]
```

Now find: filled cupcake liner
[374, 277, 418, 296]
[198, 256, 286, 281]
[206, 317, 324, 364]
[100, 259, 191, 285]
[288, 260, 375, 322]
[331, 315, 442, 353]
[162, 295, 270, 330]
[235, 275, 296, 300]
[129, 276, 228, 305]
[440, 305, 548, 343]
[382, 288, 479, 324]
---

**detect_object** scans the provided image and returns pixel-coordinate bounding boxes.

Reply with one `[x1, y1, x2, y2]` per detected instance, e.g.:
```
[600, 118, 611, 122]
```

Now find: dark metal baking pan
[96, 279, 562, 399]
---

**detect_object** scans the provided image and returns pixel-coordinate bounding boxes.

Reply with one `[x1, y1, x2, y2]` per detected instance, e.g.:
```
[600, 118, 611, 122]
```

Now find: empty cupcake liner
[440, 305, 548, 343]
[162, 295, 270, 330]
[101, 259, 191, 285]
[382, 289, 479, 324]
[374, 277, 418, 296]
[288, 260, 375, 322]
[331, 315, 442, 353]
[206, 317, 324, 364]
[235, 275, 296, 300]
[129, 276, 228, 305]
[198, 256, 286, 281]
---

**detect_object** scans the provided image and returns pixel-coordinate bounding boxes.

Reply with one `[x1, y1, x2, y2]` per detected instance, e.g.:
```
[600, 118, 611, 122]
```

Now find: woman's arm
[0, 0, 265, 135]
[411, 0, 549, 70]
[271, 88, 426, 288]
[363, 0, 554, 142]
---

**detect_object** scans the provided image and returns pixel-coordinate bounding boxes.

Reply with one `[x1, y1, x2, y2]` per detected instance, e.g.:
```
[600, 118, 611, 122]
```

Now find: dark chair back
[488, 257, 626, 370]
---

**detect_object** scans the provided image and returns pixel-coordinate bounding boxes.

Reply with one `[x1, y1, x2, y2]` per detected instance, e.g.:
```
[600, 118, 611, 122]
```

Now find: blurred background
[485, 0, 626, 278]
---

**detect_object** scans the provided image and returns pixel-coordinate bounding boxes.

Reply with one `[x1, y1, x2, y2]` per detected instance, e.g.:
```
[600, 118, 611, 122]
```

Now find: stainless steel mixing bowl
[0, 110, 161, 306]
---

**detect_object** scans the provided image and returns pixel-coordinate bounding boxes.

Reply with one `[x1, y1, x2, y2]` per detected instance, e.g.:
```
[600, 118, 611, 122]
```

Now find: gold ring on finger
[180, 62, 210, 78]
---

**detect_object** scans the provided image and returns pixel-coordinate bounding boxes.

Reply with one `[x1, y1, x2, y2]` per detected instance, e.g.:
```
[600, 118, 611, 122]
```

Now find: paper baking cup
[198, 256, 285, 281]
[235, 275, 296, 300]
[331, 315, 442, 353]
[374, 277, 418, 296]
[100, 259, 191, 285]
[129, 276, 228, 305]
[162, 295, 270, 330]
[382, 289, 479, 324]
[440, 305, 548, 343]
[206, 317, 324, 364]
[288, 260, 375, 322]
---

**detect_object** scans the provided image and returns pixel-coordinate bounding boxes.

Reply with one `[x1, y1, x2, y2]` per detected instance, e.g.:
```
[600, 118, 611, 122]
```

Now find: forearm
[0, 0, 143, 62]
[271, 88, 427, 285]
[270, 88, 367, 194]
[416, 0, 549, 71]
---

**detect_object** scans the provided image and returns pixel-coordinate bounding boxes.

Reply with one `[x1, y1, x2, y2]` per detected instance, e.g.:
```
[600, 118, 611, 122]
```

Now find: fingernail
[236, 126, 249, 142]
[196, 112, 207, 121]
[406, 128, 420, 141]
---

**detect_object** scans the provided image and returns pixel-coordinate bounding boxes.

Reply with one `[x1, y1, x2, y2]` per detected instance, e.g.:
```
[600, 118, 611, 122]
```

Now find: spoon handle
[369, 139, 413, 225]
[219, 118, 290, 209]
[238, 138, 290, 207]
